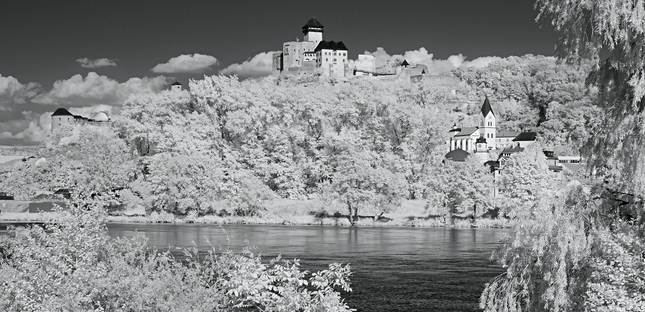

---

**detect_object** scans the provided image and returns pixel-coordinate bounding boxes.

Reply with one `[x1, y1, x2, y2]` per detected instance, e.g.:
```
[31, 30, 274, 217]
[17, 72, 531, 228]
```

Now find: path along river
[108, 224, 509, 312]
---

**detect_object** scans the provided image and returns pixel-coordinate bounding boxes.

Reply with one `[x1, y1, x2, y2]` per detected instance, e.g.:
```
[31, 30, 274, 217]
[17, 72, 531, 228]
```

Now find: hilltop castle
[51, 108, 110, 132]
[272, 17, 349, 78]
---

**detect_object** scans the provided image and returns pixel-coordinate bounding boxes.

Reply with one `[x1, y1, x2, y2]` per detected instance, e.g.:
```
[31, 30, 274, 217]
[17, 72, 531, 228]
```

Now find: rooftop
[314, 40, 348, 52]
[51, 108, 73, 117]
[513, 132, 537, 142]
[481, 96, 494, 117]
[445, 148, 470, 162]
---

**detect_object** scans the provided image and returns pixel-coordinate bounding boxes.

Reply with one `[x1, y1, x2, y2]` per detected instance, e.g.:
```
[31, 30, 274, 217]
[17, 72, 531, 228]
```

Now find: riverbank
[0, 199, 511, 228]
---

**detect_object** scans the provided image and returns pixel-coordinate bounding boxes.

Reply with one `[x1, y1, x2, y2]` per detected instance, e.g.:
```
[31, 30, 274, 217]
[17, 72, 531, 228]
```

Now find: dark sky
[0, 0, 559, 145]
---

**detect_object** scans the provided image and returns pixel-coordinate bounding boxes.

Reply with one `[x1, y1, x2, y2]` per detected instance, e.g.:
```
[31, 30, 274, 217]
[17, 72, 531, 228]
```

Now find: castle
[272, 17, 349, 78]
[51, 108, 111, 132]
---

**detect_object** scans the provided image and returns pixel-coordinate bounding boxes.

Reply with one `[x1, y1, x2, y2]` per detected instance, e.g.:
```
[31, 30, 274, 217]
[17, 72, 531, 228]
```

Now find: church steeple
[481, 95, 494, 117]
[480, 96, 496, 150]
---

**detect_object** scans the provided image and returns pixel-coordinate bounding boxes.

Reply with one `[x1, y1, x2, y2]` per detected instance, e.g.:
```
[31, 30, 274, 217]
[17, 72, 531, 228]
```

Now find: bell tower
[480, 96, 496, 149]
[302, 17, 324, 47]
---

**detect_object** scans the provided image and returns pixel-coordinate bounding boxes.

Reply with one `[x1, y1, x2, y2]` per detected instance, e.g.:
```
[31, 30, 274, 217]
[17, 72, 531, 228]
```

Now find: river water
[107, 224, 509, 312]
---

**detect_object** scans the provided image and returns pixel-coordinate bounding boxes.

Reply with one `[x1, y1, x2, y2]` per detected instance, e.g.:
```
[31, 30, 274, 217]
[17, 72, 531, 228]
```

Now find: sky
[0, 0, 559, 146]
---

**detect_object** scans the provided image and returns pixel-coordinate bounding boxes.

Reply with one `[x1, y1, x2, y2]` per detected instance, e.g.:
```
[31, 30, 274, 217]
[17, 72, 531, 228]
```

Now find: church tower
[480, 96, 496, 149]
[302, 17, 324, 47]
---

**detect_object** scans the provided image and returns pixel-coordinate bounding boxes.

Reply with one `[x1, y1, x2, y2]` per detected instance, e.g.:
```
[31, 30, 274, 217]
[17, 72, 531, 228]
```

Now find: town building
[51, 108, 111, 132]
[446, 97, 537, 163]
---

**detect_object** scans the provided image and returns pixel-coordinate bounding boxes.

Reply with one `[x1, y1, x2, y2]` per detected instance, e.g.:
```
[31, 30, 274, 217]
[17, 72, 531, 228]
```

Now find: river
[107, 223, 509, 312]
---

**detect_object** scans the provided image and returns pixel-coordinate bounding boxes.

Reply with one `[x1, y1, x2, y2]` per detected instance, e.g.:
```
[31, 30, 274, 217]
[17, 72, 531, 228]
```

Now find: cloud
[461, 56, 504, 68]
[0, 111, 50, 143]
[0, 75, 42, 107]
[362, 48, 504, 75]
[151, 53, 219, 73]
[76, 58, 117, 68]
[0, 105, 116, 144]
[363, 47, 465, 75]
[32, 72, 170, 106]
[220, 51, 277, 79]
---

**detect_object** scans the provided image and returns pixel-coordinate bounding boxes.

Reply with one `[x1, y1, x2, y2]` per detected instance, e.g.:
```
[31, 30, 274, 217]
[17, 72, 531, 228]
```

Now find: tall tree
[481, 1, 645, 311]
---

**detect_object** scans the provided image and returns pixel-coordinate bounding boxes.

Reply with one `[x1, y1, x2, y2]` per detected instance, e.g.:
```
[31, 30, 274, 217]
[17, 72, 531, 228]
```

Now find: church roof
[481, 96, 494, 117]
[448, 123, 461, 133]
[303, 17, 324, 28]
[52, 108, 73, 117]
[513, 132, 537, 142]
[445, 149, 470, 162]
[453, 127, 479, 137]
[497, 130, 519, 138]
[314, 41, 348, 52]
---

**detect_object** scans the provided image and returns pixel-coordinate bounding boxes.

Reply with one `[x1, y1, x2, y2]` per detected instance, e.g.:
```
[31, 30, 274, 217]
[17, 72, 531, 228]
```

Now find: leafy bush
[0, 201, 354, 311]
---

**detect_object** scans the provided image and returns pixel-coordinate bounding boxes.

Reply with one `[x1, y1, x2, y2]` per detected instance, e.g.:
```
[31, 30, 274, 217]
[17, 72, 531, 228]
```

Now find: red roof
[314, 41, 348, 52]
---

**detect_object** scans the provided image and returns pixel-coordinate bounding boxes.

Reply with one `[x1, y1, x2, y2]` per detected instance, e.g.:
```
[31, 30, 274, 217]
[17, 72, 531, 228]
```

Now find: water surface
[108, 224, 508, 312]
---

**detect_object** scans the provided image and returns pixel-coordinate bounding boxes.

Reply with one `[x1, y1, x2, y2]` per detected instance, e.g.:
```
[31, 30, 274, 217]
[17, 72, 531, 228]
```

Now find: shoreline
[0, 212, 512, 229]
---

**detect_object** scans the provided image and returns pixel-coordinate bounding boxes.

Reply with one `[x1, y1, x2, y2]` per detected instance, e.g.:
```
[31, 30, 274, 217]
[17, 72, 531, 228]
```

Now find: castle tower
[475, 136, 489, 163]
[171, 81, 182, 92]
[51, 108, 74, 132]
[480, 96, 496, 149]
[302, 17, 324, 47]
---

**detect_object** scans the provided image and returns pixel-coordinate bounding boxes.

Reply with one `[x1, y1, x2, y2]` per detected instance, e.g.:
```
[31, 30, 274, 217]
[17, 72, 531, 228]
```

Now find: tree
[496, 142, 552, 217]
[480, 1, 645, 311]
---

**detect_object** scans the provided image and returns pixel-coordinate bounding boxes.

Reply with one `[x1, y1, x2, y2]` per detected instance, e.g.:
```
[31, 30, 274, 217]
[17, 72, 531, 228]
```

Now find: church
[445, 97, 536, 163]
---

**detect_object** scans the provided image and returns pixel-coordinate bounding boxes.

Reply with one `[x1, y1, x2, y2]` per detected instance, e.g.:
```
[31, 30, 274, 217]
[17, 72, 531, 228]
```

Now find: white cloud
[362, 48, 503, 75]
[32, 72, 170, 106]
[0, 112, 50, 143]
[220, 51, 277, 79]
[0, 75, 42, 106]
[0, 105, 116, 143]
[151, 53, 219, 73]
[461, 56, 504, 68]
[76, 58, 117, 68]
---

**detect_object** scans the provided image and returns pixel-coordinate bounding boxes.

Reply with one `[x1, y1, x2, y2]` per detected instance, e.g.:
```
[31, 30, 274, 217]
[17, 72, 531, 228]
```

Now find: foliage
[427, 155, 494, 221]
[480, 1, 645, 311]
[496, 142, 552, 217]
[0, 200, 354, 311]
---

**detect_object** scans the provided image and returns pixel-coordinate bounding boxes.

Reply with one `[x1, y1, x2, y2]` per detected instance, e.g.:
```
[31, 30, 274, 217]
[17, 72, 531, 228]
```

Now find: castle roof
[513, 132, 537, 142]
[303, 17, 324, 28]
[314, 40, 348, 52]
[52, 108, 73, 117]
[481, 96, 494, 117]
[445, 149, 470, 162]
[171, 81, 182, 86]
[401, 60, 409, 66]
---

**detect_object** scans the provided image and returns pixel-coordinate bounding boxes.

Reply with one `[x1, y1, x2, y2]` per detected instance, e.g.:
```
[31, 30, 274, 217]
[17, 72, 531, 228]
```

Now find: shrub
[0, 200, 354, 311]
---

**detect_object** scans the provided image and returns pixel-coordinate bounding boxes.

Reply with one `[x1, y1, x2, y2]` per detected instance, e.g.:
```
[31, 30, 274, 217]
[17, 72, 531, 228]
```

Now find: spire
[481, 96, 494, 117]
